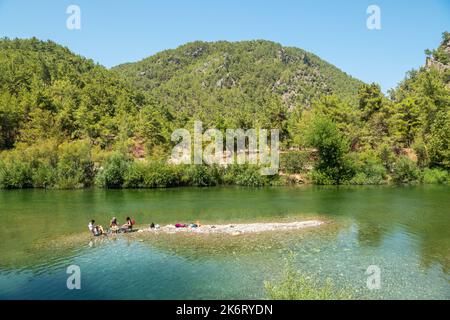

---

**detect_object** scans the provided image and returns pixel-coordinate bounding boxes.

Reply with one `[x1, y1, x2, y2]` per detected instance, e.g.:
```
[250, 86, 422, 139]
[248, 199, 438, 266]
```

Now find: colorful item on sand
[175, 223, 187, 228]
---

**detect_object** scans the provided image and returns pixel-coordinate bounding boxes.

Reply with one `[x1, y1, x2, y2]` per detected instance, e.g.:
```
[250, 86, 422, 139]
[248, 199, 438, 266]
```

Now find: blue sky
[0, 0, 449, 92]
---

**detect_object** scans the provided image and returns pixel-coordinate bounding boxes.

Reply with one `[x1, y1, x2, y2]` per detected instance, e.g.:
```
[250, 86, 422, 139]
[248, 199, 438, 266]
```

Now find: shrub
[122, 161, 184, 188]
[392, 156, 420, 184]
[348, 151, 386, 185]
[422, 168, 449, 184]
[57, 141, 95, 188]
[0, 158, 33, 189]
[377, 143, 396, 173]
[265, 254, 352, 300]
[181, 164, 222, 187]
[309, 169, 336, 185]
[123, 161, 146, 188]
[105, 160, 281, 188]
[96, 153, 130, 188]
[280, 151, 310, 174]
[427, 109, 450, 170]
[309, 156, 355, 185]
[349, 172, 370, 185]
[223, 164, 271, 187]
[306, 116, 354, 184]
[0, 140, 97, 189]
[32, 163, 57, 188]
[18, 139, 59, 169]
[270, 175, 288, 186]
[142, 161, 181, 188]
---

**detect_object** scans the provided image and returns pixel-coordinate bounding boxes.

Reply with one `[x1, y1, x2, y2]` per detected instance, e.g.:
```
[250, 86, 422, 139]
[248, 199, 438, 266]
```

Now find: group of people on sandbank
[87, 218, 323, 237]
[88, 217, 202, 237]
[88, 216, 135, 236]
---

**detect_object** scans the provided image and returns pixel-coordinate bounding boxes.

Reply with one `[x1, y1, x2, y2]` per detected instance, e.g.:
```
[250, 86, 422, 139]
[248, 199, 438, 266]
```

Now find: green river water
[0, 185, 448, 299]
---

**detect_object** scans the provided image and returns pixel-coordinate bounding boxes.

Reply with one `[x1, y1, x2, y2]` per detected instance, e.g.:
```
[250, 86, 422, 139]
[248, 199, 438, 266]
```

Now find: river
[0, 185, 448, 299]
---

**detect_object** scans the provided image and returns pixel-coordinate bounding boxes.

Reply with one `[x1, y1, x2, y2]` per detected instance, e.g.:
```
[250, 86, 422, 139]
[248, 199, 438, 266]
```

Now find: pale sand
[137, 220, 324, 235]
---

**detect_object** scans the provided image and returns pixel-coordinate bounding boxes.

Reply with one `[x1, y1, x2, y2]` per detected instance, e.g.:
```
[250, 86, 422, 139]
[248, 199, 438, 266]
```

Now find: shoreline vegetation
[0, 149, 448, 190]
[1, 33, 449, 189]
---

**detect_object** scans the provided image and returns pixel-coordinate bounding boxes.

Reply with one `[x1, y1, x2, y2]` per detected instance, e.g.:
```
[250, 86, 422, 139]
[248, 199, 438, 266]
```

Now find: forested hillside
[0, 34, 448, 189]
[0, 38, 172, 151]
[114, 40, 363, 131]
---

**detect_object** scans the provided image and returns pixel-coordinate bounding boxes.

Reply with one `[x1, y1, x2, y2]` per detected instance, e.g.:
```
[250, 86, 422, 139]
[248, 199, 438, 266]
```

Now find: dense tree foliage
[0, 34, 449, 188]
[114, 40, 363, 109]
[0, 37, 171, 152]
[304, 116, 353, 184]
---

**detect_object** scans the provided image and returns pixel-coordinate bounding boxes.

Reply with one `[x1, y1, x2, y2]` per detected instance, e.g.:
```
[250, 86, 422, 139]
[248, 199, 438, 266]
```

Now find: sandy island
[136, 220, 324, 236]
[35, 219, 329, 258]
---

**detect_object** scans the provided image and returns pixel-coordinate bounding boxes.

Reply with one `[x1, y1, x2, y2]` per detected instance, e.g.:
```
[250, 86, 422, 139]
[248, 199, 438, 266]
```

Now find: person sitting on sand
[88, 220, 105, 236]
[121, 217, 133, 232]
[150, 223, 161, 230]
[110, 217, 119, 233]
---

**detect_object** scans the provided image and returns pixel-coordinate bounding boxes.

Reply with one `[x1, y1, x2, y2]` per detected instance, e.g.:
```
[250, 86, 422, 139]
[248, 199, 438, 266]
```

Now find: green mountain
[114, 40, 363, 127]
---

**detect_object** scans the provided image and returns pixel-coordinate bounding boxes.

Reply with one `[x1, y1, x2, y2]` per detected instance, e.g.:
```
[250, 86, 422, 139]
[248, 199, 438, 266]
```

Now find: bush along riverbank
[0, 141, 283, 189]
[0, 139, 449, 190]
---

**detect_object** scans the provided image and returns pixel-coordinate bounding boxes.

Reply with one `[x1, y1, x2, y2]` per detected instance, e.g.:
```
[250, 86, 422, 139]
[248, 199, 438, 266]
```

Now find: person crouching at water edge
[88, 220, 105, 236]
[121, 217, 135, 232]
[110, 217, 120, 233]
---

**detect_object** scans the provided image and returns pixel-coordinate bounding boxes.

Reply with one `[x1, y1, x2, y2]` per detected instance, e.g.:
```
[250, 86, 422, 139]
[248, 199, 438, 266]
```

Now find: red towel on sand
[175, 223, 187, 228]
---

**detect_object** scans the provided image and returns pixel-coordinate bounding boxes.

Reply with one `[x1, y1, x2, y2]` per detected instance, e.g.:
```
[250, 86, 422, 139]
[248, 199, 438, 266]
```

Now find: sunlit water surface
[0, 186, 448, 299]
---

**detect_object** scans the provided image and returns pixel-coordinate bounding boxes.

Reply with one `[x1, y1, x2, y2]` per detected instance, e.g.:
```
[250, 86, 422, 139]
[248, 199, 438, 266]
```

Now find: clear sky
[0, 0, 449, 92]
